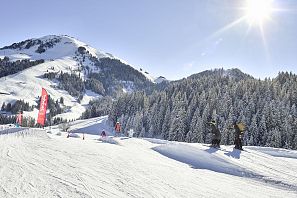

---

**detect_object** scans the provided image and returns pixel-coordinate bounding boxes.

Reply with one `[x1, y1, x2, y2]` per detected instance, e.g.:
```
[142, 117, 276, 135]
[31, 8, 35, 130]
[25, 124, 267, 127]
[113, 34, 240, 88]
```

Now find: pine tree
[186, 108, 201, 143]
[248, 115, 258, 146]
[1, 102, 6, 111]
[169, 100, 187, 142]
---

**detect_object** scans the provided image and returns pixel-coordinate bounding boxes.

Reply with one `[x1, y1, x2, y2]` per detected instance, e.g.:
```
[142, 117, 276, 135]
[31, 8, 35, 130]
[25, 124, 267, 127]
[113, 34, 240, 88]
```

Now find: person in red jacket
[114, 122, 121, 137]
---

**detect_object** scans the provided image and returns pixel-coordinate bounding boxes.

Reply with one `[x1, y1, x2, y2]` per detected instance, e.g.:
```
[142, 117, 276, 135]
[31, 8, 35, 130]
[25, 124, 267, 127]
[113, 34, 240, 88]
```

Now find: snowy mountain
[0, 118, 297, 197]
[188, 68, 253, 81]
[138, 68, 168, 84]
[154, 76, 168, 84]
[0, 35, 154, 121]
[0, 35, 111, 61]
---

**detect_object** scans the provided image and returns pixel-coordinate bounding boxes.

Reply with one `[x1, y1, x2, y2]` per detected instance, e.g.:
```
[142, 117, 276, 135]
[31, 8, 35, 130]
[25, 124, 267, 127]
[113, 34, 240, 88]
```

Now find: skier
[114, 122, 121, 137]
[15, 111, 23, 127]
[230, 122, 245, 150]
[208, 120, 221, 148]
[101, 130, 106, 138]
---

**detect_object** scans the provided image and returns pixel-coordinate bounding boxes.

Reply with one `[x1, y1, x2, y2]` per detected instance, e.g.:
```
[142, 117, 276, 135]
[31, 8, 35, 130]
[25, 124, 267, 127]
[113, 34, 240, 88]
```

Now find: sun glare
[245, 0, 274, 25]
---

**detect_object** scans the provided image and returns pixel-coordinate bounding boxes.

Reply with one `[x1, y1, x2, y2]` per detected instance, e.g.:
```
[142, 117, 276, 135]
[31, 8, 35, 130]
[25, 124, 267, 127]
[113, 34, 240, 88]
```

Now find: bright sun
[245, 0, 274, 25]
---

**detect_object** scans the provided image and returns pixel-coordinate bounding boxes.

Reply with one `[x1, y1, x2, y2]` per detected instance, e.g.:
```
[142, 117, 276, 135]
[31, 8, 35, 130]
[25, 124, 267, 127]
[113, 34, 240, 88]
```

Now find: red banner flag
[37, 88, 48, 126]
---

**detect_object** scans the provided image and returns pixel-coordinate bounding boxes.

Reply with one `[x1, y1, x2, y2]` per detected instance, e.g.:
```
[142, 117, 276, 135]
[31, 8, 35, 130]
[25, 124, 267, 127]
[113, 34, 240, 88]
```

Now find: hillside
[0, 118, 296, 197]
[0, 35, 155, 121]
[108, 69, 297, 150]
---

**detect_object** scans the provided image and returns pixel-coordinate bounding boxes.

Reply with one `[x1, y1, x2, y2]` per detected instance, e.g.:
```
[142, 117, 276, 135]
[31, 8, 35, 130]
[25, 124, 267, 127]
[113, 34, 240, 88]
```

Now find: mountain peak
[0, 34, 111, 61]
[154, 76, 168, 84]
[0, 34, 157, 120]
[188, 68, 253, 81]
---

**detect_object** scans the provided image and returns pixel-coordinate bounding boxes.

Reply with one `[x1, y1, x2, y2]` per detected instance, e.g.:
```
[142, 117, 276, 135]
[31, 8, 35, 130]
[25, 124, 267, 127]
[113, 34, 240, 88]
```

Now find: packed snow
[0, 116, 296, 198]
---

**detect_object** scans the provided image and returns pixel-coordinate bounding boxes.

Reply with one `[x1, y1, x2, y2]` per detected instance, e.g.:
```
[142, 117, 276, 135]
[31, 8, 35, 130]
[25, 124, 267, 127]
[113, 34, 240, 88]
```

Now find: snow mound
[151, 142, 297, 191]
[98, 136, 120, 145]
[153, 144, 256, 177]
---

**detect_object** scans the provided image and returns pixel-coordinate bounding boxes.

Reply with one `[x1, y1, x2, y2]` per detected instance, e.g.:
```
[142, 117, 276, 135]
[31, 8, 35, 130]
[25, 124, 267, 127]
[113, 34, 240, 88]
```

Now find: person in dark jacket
[232, 123, 244, 150]
[101, 130, 106, 138]
[209, 120, 221, 148]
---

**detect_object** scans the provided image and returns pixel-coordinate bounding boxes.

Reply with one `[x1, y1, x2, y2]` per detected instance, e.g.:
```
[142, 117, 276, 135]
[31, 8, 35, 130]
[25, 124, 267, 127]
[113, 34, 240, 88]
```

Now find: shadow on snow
[151, 143, 297, 191]
[152, 144, 258, 178]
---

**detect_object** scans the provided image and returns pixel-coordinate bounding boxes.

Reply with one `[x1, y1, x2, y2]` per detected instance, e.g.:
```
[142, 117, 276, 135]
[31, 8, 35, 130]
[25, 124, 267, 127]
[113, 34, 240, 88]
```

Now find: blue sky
[1, 0, 297, 80]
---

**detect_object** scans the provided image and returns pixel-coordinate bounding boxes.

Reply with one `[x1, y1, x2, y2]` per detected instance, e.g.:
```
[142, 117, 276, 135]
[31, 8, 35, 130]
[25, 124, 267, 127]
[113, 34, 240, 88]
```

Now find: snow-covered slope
[0, 117, 296, 198]
[0, 35, 155, 120]
[0, 57, 102, 120]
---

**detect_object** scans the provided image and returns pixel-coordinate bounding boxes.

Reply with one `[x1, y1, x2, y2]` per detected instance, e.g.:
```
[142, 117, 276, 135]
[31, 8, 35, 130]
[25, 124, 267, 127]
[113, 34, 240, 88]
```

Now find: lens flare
[245, 0, 274, 25]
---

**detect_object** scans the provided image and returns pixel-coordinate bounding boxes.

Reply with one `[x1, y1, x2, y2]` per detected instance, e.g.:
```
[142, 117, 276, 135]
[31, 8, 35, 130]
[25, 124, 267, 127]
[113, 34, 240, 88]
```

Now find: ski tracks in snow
[1, 129, 297, 197]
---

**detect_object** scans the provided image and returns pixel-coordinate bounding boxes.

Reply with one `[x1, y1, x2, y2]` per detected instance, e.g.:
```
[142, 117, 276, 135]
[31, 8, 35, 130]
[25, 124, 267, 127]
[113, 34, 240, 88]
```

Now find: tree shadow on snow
[152, 144, 297, 191]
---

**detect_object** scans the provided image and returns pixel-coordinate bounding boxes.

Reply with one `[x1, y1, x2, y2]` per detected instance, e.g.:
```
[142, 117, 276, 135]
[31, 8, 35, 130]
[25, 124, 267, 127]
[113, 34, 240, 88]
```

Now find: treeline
[1, 100, 33, 114]
[75, 47, 154, 97]
[0, 57, 44, 78]
[92, 58, 153, 94]
[58, 72, 85, 100]
[0, 95, 66, 126]
[36, 95, 66, 125]
[81, 96, 113, 119]
[1, 38, 41, 50]
[44, 71, 86, 101]
[0, 115, 17, 125]
[108, 69, 297, 150]
[1, 37, 61, 54]
[35, 37, 60, 53]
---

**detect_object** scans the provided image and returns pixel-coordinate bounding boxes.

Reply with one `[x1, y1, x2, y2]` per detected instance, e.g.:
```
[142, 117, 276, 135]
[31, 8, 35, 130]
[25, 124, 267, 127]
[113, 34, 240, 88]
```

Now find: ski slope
[0, 118, 297, 197]
[0, 35, 157, 120]
[0, 35, 107, 120]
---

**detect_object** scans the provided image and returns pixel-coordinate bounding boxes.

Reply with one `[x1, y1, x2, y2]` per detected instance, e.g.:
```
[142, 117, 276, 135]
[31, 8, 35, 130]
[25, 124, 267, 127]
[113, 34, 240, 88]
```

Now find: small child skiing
[101, 130, 106, 138]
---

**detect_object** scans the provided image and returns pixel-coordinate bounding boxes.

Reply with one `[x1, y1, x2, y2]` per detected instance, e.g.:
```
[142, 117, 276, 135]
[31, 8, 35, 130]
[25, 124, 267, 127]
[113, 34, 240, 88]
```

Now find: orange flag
[37, 88, 48, 126]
